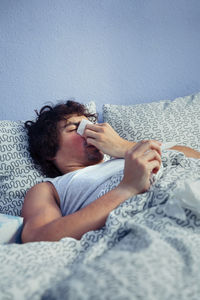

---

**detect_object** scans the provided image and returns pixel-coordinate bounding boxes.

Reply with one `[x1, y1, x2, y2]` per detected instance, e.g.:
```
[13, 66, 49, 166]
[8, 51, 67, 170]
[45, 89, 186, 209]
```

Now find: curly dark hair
[25, 100, 97, 178]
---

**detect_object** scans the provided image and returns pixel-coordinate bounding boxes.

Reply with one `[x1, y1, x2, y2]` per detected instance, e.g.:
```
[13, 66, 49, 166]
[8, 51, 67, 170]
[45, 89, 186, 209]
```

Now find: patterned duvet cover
[0, 150, 200, 300]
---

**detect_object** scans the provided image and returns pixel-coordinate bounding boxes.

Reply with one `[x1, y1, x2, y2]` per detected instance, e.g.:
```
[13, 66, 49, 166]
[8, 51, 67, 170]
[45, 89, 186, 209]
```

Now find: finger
[84, 128, 99, 139]
[144, 149, 162, 164]
[153, 140, 162, 146]
[85, 123, 103, 133]
[86, 137, 99, 148]
[140, 140, 161, 155]
[133, 140, 162, 157]
[147, 160, 161, 174]
[86, 138, 97, 147]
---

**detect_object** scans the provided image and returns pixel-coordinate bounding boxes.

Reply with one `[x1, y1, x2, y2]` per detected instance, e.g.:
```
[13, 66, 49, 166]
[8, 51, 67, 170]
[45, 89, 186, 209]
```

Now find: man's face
[53, 114, 104, 174]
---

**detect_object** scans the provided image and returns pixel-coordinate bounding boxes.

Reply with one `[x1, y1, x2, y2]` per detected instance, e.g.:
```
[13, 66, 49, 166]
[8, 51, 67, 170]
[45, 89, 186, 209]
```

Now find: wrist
[116, 182, 138, 199]
[116, 140, 136, 158]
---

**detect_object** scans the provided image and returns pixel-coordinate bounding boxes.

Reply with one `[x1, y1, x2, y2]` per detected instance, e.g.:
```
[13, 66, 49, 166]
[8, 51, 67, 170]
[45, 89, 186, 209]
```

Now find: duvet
[0, 150, 200, 300]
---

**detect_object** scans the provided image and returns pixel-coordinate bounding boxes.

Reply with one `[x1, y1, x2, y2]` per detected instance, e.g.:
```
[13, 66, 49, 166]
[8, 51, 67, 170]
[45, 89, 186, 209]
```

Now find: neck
[57, 161, 103, 174]
[58, 164, 85, 174]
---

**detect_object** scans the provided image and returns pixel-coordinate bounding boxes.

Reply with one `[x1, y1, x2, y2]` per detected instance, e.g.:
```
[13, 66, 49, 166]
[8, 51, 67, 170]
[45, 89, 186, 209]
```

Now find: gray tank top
[46, 159, 124, 216]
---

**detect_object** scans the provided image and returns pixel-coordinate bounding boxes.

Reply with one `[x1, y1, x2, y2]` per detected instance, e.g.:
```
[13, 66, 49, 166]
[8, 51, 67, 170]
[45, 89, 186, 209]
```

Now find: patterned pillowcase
[0, 101, 97, 217]
[0, 120, 44, 216]
[103, 92, 200, 151]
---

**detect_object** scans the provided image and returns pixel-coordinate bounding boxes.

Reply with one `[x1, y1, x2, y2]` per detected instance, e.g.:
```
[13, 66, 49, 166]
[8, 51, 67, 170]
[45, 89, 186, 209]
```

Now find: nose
[79, 134, 87, 145]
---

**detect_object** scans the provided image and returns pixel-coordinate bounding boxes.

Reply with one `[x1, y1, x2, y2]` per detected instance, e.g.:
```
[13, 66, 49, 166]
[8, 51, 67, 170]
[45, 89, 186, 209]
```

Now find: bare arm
[170, 145, 200, 159]
[84, 123, 200, 159]
[21, 141, 161, 243]
[21, 183, 134, 242]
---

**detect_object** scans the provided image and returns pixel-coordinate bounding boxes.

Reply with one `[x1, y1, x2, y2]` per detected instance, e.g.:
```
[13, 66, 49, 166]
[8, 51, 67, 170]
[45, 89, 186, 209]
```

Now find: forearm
[23, 186, 134, 242]
[117, 143, 200, 159]
[170, 145, 200, 159]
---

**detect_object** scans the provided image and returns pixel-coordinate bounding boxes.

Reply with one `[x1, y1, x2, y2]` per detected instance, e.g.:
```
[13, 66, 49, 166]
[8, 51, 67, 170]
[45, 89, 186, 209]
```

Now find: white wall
[0, 0, 200, 121]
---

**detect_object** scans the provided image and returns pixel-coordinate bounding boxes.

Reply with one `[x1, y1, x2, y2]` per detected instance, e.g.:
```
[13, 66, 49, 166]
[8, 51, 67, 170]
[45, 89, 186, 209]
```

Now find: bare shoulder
[21, 181, 60, 219]
[21, 181, 62, 243]
[24, 181, 56, 200]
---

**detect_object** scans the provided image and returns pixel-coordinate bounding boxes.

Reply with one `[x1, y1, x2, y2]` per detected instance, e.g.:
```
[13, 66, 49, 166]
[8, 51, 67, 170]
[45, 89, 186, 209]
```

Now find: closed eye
[66, 123, 80, 132]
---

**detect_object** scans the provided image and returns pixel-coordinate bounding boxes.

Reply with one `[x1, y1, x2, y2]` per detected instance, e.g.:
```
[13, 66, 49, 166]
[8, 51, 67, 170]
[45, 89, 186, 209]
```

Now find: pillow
[103, 92, 200, 151]
[0, 101, 97, 217]
[0, 120, 45, 216]
[0, 213, 23, 244]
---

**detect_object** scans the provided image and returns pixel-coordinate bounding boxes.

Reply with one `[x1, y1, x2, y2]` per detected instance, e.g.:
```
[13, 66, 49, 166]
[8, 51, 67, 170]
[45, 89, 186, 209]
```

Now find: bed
[0, 92, 200, 299]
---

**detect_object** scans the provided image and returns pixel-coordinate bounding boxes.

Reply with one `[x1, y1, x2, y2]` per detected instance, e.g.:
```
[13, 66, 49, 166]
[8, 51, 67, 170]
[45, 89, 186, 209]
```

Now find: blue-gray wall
[1, 0, 200, 121]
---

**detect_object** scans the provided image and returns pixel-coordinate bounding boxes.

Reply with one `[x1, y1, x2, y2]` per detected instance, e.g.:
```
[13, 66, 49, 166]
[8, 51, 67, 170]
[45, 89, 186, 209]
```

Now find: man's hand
[84, 122, 135, 158]
[118, 140, 162, 196]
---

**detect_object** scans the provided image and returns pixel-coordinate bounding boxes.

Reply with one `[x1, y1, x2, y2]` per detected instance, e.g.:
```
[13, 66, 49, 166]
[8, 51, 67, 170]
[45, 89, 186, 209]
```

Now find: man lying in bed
[21, 101, 200, 243]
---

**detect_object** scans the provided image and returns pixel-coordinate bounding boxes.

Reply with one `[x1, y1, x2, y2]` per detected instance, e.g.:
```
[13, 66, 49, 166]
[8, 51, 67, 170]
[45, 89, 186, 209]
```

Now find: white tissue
[151, 142, 178, 183]
[77, 119, 93, 136]
[153, 141, 200, 220]
[174, 179, 200, 211]
[164, 179, 200, 220]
